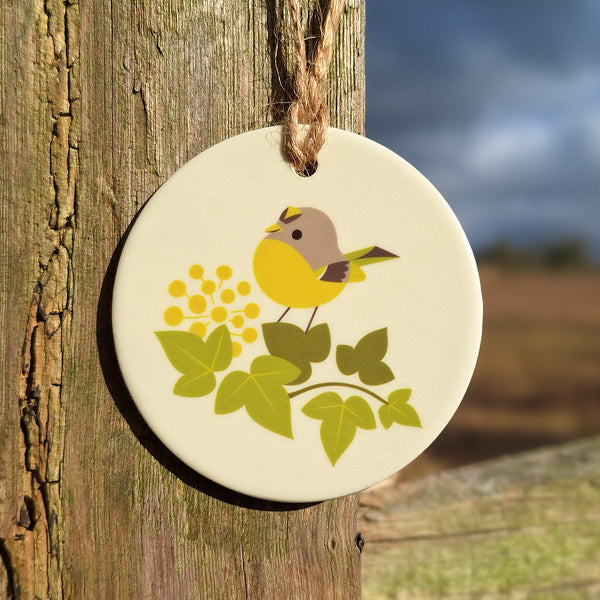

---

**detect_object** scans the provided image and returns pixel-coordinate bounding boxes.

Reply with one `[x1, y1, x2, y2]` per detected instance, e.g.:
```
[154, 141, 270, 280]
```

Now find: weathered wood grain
[0, 1, 365, 598]
[359, 437, 600, 599]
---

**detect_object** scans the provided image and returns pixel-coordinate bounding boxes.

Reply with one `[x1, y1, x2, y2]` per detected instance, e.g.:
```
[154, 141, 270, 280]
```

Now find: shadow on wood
[96, 211, 316, 512]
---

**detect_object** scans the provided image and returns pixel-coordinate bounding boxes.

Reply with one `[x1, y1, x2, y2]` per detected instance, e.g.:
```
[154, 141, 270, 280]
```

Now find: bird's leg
[277, 307, 291, 323]
[305, 306, 319, 333]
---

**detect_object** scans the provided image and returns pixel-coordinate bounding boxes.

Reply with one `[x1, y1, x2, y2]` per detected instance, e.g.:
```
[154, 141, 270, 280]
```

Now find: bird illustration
[253, 206, 398, 331]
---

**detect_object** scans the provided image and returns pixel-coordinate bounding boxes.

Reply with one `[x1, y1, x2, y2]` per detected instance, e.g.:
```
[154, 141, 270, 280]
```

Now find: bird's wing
[348, 262, 366, 282]
[318, 260, 350, 283]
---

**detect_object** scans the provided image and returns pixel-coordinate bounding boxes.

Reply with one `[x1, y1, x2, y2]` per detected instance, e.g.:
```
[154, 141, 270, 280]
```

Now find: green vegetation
[156, 321, 419, 465]
[476, 238, 597, 271]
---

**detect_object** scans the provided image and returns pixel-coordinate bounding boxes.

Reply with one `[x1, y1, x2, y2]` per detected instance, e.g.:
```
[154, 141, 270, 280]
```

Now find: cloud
[365, 0, 600, 256]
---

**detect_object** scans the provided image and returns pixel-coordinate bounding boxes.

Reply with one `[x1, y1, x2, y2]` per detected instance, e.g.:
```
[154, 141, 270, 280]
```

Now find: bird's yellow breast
[253, 239, 345, 308]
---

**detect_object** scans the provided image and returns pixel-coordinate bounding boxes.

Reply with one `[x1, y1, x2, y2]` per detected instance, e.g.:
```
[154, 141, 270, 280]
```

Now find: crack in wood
[1, 0, 79, 597]
[0, 538, 17, 599]
[354, 532, 364, 554]
[240, 543, 249, 599]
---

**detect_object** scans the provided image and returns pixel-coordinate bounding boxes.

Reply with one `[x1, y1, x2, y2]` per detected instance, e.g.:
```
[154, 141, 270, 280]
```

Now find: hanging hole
[296, 161, 318, 177]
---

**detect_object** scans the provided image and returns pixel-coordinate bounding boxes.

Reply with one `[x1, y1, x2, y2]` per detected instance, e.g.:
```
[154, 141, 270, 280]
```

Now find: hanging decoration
[112, 0, 482, 502]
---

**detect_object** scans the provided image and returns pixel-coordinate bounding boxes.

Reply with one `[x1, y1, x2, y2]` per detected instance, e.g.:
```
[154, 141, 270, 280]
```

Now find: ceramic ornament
[112, 126, 482, 502]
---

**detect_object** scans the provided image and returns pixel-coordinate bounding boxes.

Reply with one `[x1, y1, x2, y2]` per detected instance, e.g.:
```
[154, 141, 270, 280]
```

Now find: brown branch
[289, 382, 388, 404]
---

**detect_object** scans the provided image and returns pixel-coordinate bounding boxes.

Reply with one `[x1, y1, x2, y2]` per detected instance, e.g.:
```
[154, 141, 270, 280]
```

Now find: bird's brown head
[263, 206, 344, 270]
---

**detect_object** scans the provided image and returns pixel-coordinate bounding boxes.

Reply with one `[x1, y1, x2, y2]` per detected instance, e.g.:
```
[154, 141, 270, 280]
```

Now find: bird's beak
[265, 223, 282, 233]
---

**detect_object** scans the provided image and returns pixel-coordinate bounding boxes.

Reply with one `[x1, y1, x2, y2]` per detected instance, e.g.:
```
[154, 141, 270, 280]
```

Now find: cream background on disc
[112, 126, 482, 502]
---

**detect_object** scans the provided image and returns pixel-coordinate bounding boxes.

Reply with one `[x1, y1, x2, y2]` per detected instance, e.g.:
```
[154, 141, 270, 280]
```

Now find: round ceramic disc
[112, 126, 482, 502]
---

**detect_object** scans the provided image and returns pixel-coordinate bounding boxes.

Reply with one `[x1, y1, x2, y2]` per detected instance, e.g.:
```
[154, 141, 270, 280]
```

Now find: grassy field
[376, 265, 600, 483]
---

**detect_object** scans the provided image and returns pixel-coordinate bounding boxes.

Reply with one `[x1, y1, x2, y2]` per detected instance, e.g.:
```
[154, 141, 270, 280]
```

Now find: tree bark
[0, 1, 365, 598]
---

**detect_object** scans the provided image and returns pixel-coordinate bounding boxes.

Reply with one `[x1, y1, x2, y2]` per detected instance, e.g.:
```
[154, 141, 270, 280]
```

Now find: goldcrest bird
[253, 206, 398, 330]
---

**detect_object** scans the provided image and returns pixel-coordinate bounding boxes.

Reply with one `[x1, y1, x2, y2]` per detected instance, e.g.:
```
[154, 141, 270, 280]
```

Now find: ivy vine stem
[288, 382, 389, 405]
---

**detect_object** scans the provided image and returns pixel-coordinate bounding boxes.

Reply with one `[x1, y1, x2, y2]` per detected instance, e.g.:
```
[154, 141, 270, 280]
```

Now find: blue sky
[365, 0, 600, 257]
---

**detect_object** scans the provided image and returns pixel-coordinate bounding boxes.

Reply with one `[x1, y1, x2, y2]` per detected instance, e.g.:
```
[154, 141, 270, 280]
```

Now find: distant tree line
[476, 238, 597, 270]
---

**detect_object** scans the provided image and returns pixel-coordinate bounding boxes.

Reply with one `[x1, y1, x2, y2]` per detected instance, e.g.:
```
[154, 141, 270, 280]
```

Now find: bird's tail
[344, 246, 398, 282]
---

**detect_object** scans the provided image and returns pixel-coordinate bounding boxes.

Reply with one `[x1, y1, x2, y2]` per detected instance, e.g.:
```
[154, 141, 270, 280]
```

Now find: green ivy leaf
[378, 405, 393, 429]
[173, 372, 216, 397]
[215, 355, 300, 438]
[379, 388, 421, 429]
[345, 396, 377, 430]
[360, 361, 395, 387]
[335, 345, 361, 376]
[213, 371, 247, 413]
[205, 324, 233, 372]
[336, 328, 395, 386]
[356, 328, 388, 361]
[155, 329, 232, 398]
[301, 391, 343, 419]
[302, 393, 376, 466]
[262, 322, 331, 384]
[320, 416, 357, 467]
[155, 331, 212, 375]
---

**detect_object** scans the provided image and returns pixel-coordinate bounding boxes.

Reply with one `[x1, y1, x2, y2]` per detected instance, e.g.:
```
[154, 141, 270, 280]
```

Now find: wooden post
[0, 1, 365, 597]
[360, 437, 600, 599]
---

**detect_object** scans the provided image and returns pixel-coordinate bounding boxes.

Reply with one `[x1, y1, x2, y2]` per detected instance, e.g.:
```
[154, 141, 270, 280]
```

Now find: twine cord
[282, 0, 346, 176]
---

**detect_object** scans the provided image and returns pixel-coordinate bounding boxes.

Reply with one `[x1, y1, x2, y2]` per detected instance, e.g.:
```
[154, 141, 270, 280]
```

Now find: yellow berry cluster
[164, 264, 259, 357]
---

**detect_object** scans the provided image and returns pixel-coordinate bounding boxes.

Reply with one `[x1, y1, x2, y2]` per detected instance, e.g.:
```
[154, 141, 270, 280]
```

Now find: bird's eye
[292, 229, 302, 240]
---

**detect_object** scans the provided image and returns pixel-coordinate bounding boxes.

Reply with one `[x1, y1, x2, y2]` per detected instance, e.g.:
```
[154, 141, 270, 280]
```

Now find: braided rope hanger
[282, 0, 346, 175]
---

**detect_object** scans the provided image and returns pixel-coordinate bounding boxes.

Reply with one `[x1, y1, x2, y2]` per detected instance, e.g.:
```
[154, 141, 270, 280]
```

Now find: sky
[365, 0, 600, 258]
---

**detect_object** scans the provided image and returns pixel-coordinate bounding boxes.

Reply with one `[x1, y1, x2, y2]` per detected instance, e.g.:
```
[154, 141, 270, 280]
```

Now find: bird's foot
[305, 307, 319, 333]
[277, 307, 291, 323]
